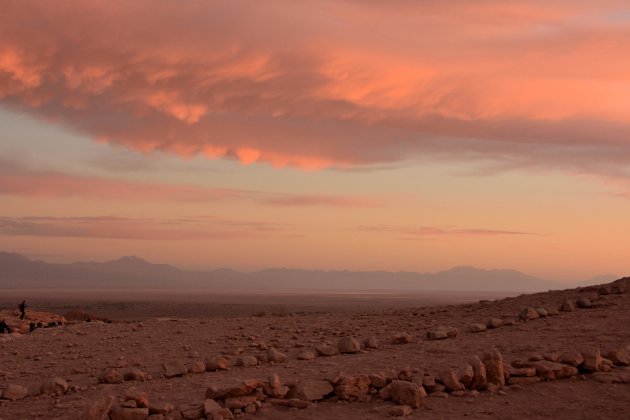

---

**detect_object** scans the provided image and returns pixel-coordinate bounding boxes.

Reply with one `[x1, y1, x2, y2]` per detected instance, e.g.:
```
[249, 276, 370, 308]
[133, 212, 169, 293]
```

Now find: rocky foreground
[1, 278, 629, 419]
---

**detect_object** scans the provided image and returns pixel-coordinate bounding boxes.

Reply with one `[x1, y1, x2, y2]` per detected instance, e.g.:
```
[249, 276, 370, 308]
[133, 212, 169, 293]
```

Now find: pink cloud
[360, 224, 540, 239]
[0, 160, 379, 207]
[0, 215, 294, 241]
[0, 1, 629, 177]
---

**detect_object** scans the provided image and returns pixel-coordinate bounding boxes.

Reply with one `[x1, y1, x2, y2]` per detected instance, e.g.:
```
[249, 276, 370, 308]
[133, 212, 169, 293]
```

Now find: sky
[1, 0, 629, 282]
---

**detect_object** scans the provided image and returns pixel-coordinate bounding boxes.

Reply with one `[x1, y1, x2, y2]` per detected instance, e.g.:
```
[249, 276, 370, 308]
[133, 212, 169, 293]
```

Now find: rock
[148, 403, 175, 415]
[560, 349, 585, 367]
[519, 307, 539, 321]
[206, 379, 265, 400]
[560, 299, 575, 312]
[334, 375, 370, 401]
[364, 336, 379, 349]
[180, 403, 204, 420]
[426, 326, 458, 340]
[288, 379, 333, 401]
[487, 318, 503, 329]
[527, 360, 578, 379]
[98, 368, 124, 384]
[576, 297, 592, 308]
[206, 356, 230, 371]
[369, 373, 388, 389]
[390, 380, 424, 408]
[440, 370, 465, 392]
[468, 323, 487, 333]
[604, 348, 630, 366]
[40, 377, 68, 395]
[470, 356, 488, 390]
[547, 308, 560, 316]
[124, 368, 148, 381]
[85, 395, 115, 420]
[581, 347, 603, 372]
[338, 336, 362, 353]
[224, 395, 258, 410]
[507, 377, 541, 385]
[110, 405, 149, 420]
[507, 367, 536, 377]
[267, 347, 288, 363]
[125, 389, 149, 408]
[315, 343, 338, 356]
[544, 352, 561, 363]
[1, 384, 28, 400]
[237, 355, 258, 367]
[459, 365, 474, 388]
[484, 350, 505, 386]
[536, 307, 548, 317]
[391, 332, 413, 344]
[162, 360, 187, 378]
[203, 399, 224, 417]
[592, 372, 624, 384]
[429, 391, 449, 398]
[387, 405, 414, 417]
[188, 361, 206, 374]
[297, 350, 316, 360]
[288, 399, 312, 409]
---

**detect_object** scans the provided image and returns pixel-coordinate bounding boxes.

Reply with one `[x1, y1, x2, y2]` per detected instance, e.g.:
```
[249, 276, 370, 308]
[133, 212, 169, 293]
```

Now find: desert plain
[1, 278, 629, 420]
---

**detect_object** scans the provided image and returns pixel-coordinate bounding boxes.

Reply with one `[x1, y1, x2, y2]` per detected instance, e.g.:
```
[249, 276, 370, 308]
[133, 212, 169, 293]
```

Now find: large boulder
[338, 336, 361, 354]
[484, 350, 505, 386]
[440, 370, 464, 392]
[288, 380, 333, 401]
[470, 356, 488, 390]
[85, 395, 115, 420]
[519, 307, 539, 321]
[581, 347, 603, 372]
[334, 375, 370, 401]
[389, 380, 424, 408]
[98, 368, 124, 384]
[315, 343, 338, 357]
[162, 360, 187, 378]
[205, 356, 230, 371]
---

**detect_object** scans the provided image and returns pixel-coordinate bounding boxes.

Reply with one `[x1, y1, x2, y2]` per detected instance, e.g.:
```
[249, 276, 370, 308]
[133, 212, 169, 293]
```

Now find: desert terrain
[1, 278, 629, 420]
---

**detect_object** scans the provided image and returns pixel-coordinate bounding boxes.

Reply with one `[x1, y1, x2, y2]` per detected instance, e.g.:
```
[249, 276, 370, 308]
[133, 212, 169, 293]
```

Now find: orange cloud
[0, 0, 629, 177]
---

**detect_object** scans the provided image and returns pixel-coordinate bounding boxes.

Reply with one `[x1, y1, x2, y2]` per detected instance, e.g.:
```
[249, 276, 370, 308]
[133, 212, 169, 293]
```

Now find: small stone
[162, 360, 187, 378]
[224, 395, 258, 410]
[519, 307, 539, 321]
[188, 361, 206, 374]
[369, 373, 388, 389]
[109, 405, 149, 420]
[315, 343, 338, 357]
[267, 347, 288, 363]
[560, 349, 585, 367]
[459, 365, 474, 388]
[206, 356, 230, 371]
[468, 323, 487, 333]
[560, 299, 575, 312]
[470, 356, 487, 391]
[440, 370, 465, 392]
[592, 372, 624, 384]
[203, 399, 223, 417]
[364, 336, 379, 349]
[98, 368, 124, 384]
[387, 405, 413, 417]
[486, 318, 503, 329]
[391, 332, 413, 344]
[536, 308, 548, 317]
[237, 356, 258, 367]
[297, 350, 316, 360]
[338, 336, 362, 353]
[581, 347, 603, 372]
[576, 297, 592, 308]
[334, 375, 370, 401]
[1, 384, 29, 401]
[40, 377, 69, 395]
[604, 348, 630, 366]
[125, 389, 149, 408]
[124, 368, 147, 381]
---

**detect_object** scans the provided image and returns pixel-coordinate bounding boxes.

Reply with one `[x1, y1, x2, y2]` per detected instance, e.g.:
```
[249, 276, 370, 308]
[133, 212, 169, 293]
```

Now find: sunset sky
[1, 1, 629, 282]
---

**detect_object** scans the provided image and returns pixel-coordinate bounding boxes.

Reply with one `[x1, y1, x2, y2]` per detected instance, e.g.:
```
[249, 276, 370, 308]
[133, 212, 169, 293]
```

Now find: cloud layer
[1, 0, 630, 179]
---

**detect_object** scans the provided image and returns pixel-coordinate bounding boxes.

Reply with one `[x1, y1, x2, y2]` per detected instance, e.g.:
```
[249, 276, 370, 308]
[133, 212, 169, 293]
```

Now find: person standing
[18, 300, 26, 320]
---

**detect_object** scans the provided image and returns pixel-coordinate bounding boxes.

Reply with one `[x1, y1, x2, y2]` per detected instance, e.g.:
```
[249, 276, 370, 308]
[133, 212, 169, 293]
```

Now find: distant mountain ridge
[0, 251, 595, 293]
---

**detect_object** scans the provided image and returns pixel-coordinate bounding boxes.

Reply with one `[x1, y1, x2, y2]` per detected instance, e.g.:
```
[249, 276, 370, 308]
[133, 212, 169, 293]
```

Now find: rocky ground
[0, 278, 629, 419]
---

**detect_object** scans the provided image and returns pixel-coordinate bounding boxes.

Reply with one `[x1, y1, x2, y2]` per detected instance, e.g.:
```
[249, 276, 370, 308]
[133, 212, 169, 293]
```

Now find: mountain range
[0, 251, 611, 293]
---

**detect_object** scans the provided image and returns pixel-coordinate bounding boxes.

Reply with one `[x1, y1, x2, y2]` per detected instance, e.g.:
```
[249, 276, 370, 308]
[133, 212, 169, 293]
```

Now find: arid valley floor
[1, 278, 629, 420]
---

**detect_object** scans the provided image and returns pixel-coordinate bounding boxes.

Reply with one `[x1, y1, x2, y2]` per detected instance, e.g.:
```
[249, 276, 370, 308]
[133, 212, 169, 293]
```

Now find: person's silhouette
[18, 300, 26, 320]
